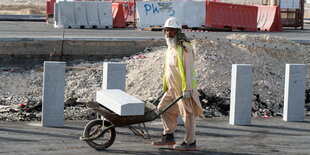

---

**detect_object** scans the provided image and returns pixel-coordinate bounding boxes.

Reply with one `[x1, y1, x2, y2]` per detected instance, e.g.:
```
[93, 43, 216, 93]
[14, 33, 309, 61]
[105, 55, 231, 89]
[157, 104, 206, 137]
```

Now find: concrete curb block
[0, 15, 45, 22]
[0, 37, 309, 44]
[291, 40, 310, 45]
[0, 37, 165, 42]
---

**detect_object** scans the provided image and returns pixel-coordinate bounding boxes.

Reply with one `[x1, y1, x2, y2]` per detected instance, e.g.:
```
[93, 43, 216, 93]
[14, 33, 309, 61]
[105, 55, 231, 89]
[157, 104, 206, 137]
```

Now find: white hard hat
[164, 17, 182, 29]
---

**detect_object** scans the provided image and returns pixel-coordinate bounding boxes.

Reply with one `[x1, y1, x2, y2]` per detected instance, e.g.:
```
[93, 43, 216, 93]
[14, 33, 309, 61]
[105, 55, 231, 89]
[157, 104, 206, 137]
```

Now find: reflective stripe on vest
[163, 45, 197, 92]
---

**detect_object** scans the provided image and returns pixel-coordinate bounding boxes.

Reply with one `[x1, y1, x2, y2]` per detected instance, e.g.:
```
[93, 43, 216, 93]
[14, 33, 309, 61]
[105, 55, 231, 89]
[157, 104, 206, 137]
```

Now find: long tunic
[163, 42, 203, 117]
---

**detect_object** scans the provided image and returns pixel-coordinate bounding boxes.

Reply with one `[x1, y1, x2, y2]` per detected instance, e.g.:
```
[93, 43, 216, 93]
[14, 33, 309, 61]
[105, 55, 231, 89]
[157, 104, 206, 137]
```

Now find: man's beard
[165, 36, 177, 48]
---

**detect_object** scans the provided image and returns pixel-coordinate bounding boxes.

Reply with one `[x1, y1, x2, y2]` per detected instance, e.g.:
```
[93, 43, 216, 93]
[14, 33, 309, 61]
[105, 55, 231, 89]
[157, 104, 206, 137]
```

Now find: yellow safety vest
[163, 45, 197, 92]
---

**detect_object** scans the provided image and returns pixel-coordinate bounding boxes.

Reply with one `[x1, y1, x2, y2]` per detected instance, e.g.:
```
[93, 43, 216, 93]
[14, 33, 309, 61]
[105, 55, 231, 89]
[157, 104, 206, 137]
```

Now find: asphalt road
[1, 117, 310, 155]
[0, 21, 309, 42]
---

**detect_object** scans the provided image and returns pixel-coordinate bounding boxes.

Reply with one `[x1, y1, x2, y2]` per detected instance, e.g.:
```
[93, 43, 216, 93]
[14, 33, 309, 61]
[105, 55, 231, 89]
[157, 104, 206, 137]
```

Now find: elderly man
[151, 17, 203, 151]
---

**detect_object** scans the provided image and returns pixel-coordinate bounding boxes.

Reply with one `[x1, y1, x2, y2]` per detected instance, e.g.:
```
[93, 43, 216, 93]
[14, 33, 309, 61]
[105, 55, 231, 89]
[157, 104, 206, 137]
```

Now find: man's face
[165, 28, 177, 38]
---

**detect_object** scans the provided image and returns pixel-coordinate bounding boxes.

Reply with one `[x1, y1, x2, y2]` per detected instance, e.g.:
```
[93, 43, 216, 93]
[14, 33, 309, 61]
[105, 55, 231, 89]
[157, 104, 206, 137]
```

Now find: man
[151, 17, 203, 151]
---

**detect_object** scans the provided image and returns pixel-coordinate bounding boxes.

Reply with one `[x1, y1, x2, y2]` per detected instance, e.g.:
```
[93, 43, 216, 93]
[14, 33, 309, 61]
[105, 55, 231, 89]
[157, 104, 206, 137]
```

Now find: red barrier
[206, 0, 221, 2]
[46, 0, 56, 21]
[112, 3, 126, 28]
[114, 1, 135, 23]
[205, 2, 258, 31]
[257, 6, 283, 32]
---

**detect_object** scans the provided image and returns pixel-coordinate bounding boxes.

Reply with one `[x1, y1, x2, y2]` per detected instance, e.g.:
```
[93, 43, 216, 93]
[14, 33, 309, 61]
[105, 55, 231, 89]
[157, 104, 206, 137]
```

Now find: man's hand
[182, 90, 192, 99]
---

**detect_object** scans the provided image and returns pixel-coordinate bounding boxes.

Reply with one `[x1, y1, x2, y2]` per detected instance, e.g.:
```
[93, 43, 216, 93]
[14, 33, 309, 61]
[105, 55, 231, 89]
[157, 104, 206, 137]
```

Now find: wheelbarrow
[79, 92, 183, 150]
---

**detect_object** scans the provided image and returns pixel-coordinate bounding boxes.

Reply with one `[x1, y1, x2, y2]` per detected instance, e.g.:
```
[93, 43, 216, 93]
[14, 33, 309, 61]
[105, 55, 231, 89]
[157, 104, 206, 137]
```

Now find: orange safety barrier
[257, 6, 283, 32]
[205, 2, 258, 31]
[113, 1, 135, 23]
[206, 0, 221, 2]
[46, 0, 56, 21]
[112, 3, 126, 28]
[73, 0, 98, 1]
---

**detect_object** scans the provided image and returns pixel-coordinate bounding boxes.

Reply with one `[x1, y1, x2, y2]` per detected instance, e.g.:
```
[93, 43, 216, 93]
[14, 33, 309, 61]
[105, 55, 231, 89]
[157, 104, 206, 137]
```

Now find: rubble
[0, 34, 310, 121]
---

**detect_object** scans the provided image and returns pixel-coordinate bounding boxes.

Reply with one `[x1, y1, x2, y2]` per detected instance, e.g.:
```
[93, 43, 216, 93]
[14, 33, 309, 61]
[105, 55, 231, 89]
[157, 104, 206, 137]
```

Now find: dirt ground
[0, 5, 45, 15]
[0, 0, 45, 15]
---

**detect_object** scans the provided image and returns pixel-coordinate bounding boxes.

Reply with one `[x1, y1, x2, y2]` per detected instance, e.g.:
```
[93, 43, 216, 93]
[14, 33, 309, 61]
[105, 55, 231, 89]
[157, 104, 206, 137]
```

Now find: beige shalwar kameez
[158, 42, 203, 144]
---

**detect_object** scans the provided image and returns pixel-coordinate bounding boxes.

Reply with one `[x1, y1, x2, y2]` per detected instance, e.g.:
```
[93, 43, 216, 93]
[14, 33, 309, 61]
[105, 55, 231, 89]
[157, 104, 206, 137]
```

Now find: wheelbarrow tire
[83, 119, 116, 150]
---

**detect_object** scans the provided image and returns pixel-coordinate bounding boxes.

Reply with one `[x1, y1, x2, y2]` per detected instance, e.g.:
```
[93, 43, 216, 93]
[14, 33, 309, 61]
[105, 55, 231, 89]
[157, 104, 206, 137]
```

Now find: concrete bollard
[102, 62, 126, 91]
[42, 61, 66, 127]
[229, 64, 253, 126]
[283, 64, 307, 122]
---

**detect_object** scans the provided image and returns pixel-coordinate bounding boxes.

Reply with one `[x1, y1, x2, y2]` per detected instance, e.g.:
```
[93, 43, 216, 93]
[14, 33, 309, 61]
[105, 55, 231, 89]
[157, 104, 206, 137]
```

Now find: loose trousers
[158, 91, 197, 144]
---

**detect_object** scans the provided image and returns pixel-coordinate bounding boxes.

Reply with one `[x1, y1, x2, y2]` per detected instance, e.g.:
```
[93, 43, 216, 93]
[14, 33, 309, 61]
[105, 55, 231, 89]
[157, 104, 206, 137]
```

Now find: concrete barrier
[257, 6, 283, 32]
[54, 1, 112, 29]
[180, 1, 206, 28]
[136, 1, 205, 28]
[74, 2, 88, 27]
[283, 64, 307, 122]
[206, 2, 258, 31]
[136, 1, 178, 28]
[229, 64, 253, 126]
[54, 2, 75, 28]
[42, 61, 66, 127]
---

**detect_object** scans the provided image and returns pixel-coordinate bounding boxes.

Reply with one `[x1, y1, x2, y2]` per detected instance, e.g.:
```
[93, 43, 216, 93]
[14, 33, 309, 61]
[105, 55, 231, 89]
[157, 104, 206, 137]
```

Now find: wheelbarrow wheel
[83, 119, 116, 150]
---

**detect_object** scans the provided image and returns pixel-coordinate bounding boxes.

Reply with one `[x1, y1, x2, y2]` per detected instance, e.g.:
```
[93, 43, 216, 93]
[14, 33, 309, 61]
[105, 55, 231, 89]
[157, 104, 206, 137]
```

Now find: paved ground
[0, 21, 309, 43]
[1, 117, 310, 155]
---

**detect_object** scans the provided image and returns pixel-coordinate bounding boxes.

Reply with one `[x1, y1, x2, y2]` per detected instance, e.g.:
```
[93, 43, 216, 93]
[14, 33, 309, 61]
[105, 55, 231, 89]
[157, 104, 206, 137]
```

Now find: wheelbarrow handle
[152, 95, 184, 120]
[151, 91, 166, 105]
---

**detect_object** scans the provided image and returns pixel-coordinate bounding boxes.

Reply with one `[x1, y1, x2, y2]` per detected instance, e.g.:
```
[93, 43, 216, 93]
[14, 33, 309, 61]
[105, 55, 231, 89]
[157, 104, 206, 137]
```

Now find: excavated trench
[0, 39, 165, 68]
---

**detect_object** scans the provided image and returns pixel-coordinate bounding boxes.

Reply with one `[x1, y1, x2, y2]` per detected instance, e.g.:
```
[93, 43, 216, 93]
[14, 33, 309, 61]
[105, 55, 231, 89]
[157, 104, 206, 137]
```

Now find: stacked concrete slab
[97, 62, 144, 116]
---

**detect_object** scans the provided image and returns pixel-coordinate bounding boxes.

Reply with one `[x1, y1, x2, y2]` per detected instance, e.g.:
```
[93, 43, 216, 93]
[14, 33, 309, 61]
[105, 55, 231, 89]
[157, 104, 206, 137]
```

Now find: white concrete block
[42, 61, 66, 127]
[102, 62, 126, 91]
[229, 64, 253, 126]
[283, 64, 307, 122]
[96, 89, 144, 116]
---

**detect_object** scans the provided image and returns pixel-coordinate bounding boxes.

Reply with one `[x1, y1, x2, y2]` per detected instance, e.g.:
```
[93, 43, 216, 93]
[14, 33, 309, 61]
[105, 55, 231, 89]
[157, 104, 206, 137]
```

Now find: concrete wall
[0, 39, 165, 67]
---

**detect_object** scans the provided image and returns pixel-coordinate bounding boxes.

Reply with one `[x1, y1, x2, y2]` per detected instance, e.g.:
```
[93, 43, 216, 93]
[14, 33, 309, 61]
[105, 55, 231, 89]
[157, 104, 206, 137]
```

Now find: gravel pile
[1, 34, 310, 121]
